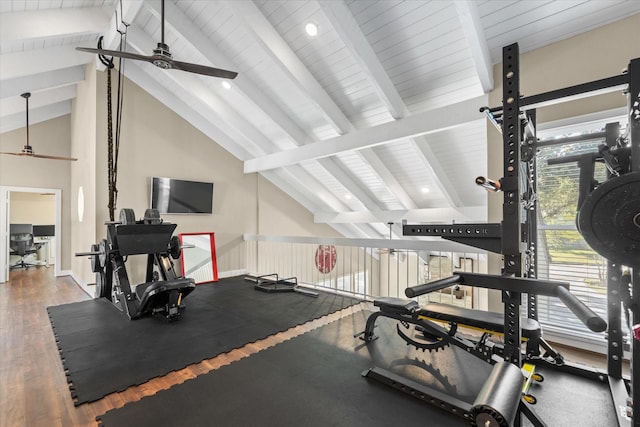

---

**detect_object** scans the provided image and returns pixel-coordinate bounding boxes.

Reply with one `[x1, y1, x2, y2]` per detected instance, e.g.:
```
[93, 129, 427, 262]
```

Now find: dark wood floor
[0, 267, 618, 426]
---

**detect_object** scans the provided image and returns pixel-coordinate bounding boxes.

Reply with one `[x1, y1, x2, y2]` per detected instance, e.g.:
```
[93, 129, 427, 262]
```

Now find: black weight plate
[577, 172, 640, 267]
[95, 271, 111, 299]
[144, 208, 161, 224]
[90, 244, 101, 273]
[169, 235, 181, 259]
[98, 239, 108, 268]
[119, 208, 136, 225]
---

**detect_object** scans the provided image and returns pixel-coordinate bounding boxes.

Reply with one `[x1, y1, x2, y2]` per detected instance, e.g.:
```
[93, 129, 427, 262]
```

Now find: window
[536, 137, 609, 342]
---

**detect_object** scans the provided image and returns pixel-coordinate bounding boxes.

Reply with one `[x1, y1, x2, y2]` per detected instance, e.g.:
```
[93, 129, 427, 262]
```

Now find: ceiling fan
[0, 93, 77, 161]
[76, 0, 238, 79]
[378, 222, 406, 262]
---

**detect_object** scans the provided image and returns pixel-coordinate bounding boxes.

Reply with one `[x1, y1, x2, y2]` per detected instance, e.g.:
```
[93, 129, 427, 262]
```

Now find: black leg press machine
[77, 208, 196, 321]
[359, 43, 639, 427]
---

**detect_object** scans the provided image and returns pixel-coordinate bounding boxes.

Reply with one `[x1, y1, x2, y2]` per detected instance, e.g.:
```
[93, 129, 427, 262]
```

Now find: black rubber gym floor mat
[96, 310, 475, 426]
[96, 311, 617, 427]
[47, 276, 361, 405]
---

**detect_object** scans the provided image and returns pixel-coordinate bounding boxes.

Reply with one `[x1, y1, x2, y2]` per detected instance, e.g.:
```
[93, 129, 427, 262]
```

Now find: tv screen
[33, 225, 55, 237]
[151, 177, 214, 214]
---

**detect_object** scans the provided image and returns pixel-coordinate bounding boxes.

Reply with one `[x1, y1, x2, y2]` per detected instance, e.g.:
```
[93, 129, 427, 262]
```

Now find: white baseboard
[218, 269, 248, 279]
[65, 270, 93, 298]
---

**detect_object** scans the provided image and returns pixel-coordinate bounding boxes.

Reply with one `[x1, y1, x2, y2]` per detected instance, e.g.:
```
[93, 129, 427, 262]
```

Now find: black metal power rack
[403, 43, 639, 426]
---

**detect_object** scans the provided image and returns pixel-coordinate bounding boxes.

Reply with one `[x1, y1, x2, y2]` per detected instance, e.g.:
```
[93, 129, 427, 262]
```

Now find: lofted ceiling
[1, 1, 638, 241]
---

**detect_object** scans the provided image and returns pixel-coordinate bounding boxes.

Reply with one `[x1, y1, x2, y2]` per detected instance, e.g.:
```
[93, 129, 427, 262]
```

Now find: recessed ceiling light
[345, 194, 352, 200]
[221, 81, 232, 90]
[421, 187, 430, 193]
[305, 22, 318, 37]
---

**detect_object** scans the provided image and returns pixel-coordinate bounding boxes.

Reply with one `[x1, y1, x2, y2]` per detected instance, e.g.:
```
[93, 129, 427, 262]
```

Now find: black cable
[97, 36, 114, 69]
[111, 0, 132, 215]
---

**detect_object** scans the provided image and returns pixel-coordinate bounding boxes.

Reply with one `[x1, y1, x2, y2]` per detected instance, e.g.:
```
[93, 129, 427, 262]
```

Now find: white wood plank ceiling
[1, 0, 638, 240]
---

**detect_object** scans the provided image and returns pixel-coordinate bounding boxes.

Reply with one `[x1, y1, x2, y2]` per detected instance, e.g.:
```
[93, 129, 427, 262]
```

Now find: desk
[33, 236, 53, 266]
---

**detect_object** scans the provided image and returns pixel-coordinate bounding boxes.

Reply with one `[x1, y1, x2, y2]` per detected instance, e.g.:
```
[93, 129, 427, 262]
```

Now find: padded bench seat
[374, 297, 420, 314]
[373, 297, 540, 339]
[136, 278, 196, 312]
[420, 302, 541, 339]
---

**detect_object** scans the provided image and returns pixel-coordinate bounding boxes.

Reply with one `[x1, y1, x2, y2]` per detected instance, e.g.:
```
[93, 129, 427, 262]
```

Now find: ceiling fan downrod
[21, 92, 33, 153]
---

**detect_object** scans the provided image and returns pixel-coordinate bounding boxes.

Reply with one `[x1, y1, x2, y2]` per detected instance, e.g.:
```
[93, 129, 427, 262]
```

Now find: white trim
[243, 233, 486, 254]
[68, 270, 93, 297]
[537, 107, 628, 139]
[218, 269, 249, 279]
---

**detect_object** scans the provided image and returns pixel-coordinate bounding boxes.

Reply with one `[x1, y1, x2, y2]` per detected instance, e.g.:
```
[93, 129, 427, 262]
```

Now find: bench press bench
[359, 272, 607, 427]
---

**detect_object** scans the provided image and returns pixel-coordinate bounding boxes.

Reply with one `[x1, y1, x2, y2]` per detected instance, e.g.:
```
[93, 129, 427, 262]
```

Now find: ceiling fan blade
[169, 59, 238, 79]
[76, 47, 156, 64]
[31, 153, 78, 161]
[0, 151, 76, 161]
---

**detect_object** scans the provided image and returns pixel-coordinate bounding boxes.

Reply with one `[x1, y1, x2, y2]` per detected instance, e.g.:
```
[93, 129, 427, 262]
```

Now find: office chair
[9, 233, 41, 270]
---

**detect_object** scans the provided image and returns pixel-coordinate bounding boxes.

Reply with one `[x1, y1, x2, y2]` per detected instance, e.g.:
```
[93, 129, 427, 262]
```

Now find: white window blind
[535, 139, 609, 342]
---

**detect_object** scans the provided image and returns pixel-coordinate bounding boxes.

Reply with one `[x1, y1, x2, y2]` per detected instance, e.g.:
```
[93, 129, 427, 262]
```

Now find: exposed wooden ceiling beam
[0, 7, 109, 43]
[0, 65, 84, 99]
[0, 45, 90, 80]
[455, 0, 494, 92]
[244, 96, 486, 173]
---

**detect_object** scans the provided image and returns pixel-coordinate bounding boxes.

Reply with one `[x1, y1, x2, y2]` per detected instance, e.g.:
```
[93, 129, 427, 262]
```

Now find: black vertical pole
[629, 58, 640, 173]
[602, 123, 624, 381]
[22, 92, 31, 148]
[501, 43, 523, 371]
[627, 57, 640, 427]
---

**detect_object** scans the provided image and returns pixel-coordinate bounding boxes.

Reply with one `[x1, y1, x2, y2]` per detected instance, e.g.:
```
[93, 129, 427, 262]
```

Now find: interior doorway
[0, 186, 62, 283]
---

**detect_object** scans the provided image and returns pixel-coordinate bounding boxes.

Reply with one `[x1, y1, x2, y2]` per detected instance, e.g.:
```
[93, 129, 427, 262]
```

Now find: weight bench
[359, 272, 607, 427]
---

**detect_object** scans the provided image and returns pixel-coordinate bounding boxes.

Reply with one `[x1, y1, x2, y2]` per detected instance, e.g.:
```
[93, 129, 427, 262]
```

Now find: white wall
[9, 192, 55, 225]
[70, 61, 98, 285]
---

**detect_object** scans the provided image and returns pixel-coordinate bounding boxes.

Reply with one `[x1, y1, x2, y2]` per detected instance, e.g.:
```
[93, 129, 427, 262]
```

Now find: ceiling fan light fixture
[305, 22, 318, 37]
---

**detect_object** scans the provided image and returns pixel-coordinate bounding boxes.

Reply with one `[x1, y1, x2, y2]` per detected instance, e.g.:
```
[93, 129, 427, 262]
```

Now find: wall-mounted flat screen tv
[150, 177, 214, 214]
